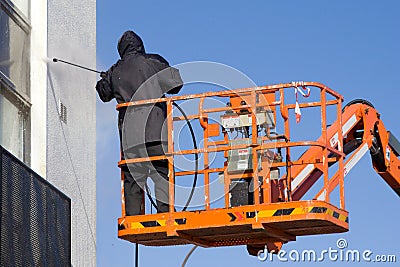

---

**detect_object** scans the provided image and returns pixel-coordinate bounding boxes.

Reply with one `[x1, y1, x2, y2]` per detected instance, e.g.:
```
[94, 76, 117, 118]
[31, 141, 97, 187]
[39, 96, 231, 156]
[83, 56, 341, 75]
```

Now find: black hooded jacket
[96, 30, 183, 149]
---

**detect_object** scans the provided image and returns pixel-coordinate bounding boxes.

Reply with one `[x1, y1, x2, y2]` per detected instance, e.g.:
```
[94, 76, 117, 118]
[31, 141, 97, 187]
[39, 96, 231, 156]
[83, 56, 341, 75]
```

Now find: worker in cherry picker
[96, 30, 183, 215]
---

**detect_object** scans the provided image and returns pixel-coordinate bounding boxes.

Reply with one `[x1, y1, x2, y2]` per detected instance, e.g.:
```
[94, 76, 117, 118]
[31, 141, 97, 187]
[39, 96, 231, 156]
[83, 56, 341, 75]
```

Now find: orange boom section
[115, 82, 400, 251]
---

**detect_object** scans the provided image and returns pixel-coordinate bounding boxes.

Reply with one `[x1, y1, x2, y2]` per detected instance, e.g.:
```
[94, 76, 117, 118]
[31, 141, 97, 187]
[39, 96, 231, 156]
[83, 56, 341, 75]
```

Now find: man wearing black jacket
[96, 30, 183, 215]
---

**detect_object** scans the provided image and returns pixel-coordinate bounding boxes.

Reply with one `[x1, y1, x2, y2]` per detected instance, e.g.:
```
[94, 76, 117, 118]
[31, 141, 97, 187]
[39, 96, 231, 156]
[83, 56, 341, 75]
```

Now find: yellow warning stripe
[291, 207, 307, 215]
[258, 209, 275, 218]
[130, 222, 144, 229]
[327, 209, 334, 216]
[338, 214, 347, 222]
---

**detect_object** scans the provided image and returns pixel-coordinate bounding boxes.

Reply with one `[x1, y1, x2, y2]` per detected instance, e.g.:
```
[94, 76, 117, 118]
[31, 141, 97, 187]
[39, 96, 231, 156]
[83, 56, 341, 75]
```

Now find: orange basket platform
[118, 200, 348, 247]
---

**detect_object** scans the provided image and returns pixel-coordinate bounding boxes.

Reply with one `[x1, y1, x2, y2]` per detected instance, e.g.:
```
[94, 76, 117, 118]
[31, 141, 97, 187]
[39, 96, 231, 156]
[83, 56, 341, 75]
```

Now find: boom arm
[287, 101, 400, 201]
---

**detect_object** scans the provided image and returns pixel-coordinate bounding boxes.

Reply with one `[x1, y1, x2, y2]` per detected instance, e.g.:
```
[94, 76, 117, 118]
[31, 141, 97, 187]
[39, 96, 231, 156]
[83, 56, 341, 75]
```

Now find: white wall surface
[30, 0, 47, 178]
[46, 0, 97, 266]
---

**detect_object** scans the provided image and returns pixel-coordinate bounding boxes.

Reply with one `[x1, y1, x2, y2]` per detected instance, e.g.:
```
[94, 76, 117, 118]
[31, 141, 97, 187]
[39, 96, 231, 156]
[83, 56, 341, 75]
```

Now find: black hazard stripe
[246, 211, 258, 218]
[141, 220, 161, 227]
[228, 213, 236, 222]
[310, 207, 328, 213]
[273, 208, 295, 216]
[227, 212, 245, 222]
[175, 218, 186, 225]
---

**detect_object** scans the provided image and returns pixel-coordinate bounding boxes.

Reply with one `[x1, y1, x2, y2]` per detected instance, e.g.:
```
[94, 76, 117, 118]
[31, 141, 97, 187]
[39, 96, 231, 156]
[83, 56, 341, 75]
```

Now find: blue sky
[96, 1, 400, 266]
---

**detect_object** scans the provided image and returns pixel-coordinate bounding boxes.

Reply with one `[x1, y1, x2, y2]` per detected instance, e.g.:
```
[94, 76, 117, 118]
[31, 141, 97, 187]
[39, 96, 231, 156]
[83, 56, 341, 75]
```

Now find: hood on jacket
[117, 30, 145, 58]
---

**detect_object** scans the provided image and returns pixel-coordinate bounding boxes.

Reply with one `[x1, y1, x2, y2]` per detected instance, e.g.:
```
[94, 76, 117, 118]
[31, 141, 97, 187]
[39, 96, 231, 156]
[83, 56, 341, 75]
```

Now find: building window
[7, 0, 29, 18]
[0, 0, 30, 163]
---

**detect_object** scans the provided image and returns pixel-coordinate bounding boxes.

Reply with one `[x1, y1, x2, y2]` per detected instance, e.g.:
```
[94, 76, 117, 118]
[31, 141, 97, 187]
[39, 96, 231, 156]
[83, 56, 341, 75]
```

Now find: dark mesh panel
[1, 146, 71, 266]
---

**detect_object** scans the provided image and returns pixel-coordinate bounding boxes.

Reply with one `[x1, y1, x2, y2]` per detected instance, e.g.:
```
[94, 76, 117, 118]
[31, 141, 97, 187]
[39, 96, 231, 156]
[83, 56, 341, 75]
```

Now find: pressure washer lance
[52, 58, 106, 77]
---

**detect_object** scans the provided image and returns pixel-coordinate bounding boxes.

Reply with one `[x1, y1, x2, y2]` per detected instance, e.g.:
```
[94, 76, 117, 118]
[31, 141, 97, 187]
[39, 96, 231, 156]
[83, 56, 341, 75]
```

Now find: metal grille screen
[0, 146, 71, 266]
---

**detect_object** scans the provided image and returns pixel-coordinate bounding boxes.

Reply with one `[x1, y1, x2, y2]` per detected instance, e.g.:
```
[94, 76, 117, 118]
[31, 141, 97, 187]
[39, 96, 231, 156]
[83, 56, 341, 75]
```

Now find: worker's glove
[100, 72, 107, 78]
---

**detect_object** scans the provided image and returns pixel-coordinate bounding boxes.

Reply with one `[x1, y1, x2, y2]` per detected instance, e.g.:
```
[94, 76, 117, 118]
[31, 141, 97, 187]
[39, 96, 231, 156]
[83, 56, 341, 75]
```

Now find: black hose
[342, 99, 374, 112]
[135, 243, 139, 267]
[181, 245, 199, 267]
[145, 184, 159, 212]
[145, 102, 199, 212]
[172, 102, 199, 211]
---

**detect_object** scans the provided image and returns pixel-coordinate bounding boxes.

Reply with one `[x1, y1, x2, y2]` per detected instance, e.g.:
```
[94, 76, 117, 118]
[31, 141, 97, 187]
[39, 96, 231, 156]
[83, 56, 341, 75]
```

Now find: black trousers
[123, 142, 170, 216]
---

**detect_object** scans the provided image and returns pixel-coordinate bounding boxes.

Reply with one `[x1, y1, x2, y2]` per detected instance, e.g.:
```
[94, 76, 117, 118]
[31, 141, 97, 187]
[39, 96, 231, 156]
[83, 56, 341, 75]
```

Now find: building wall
[46, 0, 96, 266]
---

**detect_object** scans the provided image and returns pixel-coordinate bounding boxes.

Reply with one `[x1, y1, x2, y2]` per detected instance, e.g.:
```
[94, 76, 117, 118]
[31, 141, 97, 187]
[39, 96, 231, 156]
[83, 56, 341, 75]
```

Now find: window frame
[0, 0, 31, 164]
[1, 0, 30, 32]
